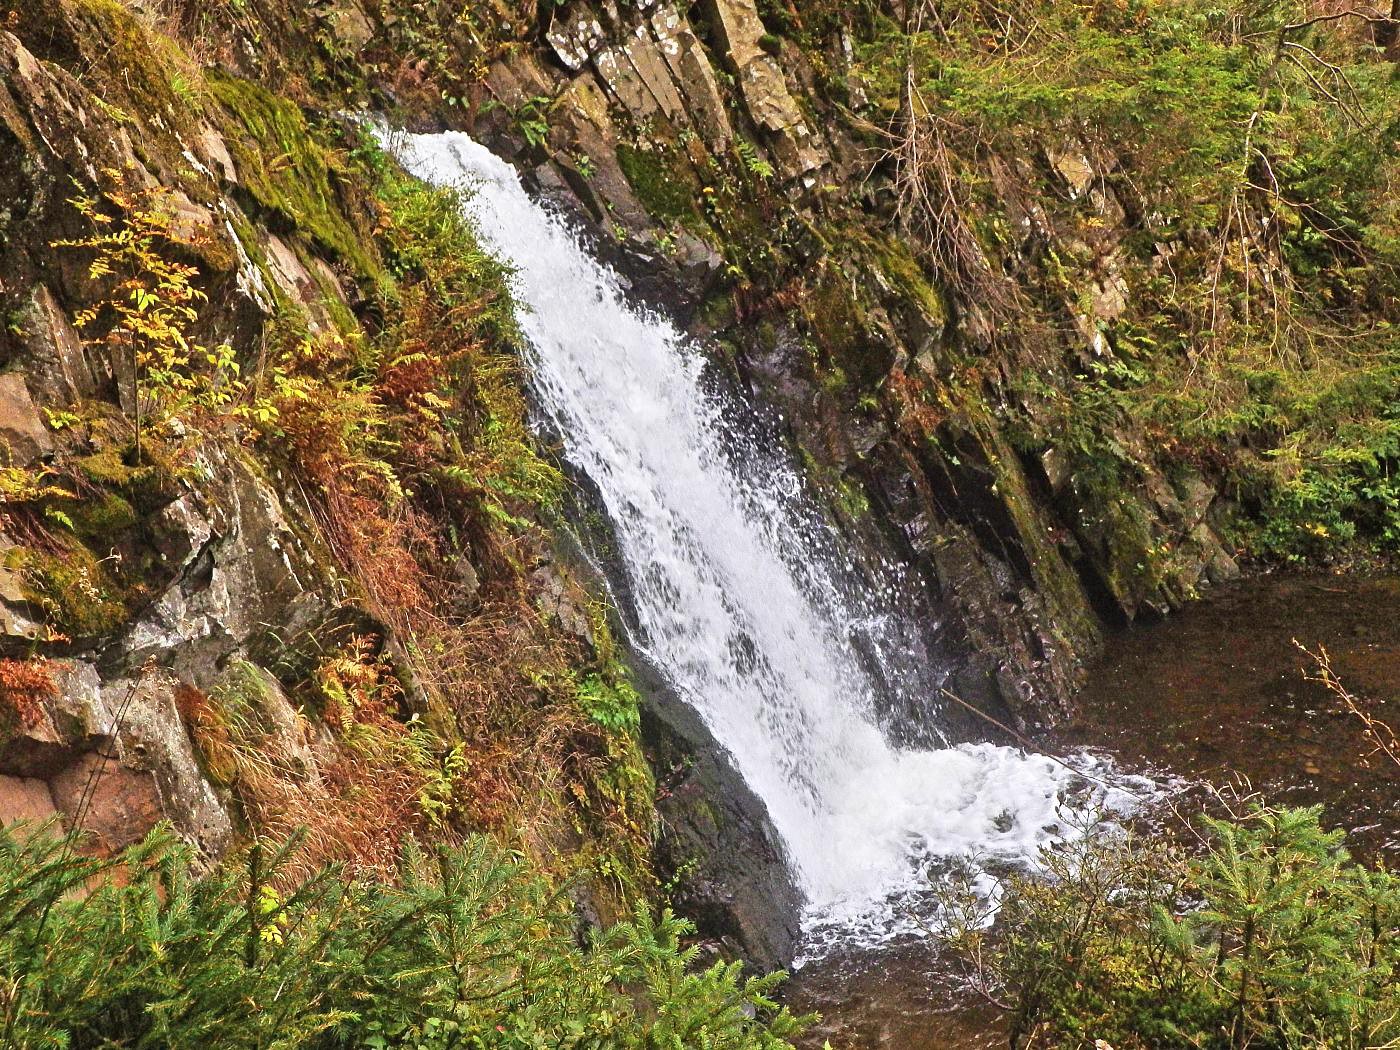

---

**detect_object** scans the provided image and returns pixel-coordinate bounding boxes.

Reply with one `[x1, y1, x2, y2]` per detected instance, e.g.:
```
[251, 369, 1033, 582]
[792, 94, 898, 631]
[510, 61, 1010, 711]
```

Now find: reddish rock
[0, 773, 58, 825]
[49, 753, 163, 856]
[0, 371, 53, 466]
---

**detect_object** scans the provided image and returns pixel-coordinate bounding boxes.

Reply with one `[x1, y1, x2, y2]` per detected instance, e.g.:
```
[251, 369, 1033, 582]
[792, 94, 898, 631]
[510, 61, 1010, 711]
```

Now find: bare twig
[1295, 641, 1400, 770]
[938, 688, 1150, 798]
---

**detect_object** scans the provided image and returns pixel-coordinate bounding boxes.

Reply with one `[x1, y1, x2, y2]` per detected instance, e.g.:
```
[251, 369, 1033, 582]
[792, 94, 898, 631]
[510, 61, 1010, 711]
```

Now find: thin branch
[1295, 641, 1400, 770]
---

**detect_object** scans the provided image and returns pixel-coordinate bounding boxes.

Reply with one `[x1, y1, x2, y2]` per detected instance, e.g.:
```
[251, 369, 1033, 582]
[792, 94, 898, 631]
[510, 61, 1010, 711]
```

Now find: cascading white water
[383, 128, 1140, 949]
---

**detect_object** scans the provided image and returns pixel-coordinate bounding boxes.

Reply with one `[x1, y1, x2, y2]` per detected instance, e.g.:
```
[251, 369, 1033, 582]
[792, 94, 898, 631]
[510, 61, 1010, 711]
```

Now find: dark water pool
[1064, 572, 1399, 858]
[786, 573, 1400, 1048]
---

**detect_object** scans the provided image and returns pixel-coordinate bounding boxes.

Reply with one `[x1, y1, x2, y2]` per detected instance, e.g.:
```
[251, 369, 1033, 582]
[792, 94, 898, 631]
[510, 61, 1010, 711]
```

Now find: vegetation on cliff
[0, 0, 809, 1037]
[836, 0, 1400, 564]
[0, 0, 727, 1026]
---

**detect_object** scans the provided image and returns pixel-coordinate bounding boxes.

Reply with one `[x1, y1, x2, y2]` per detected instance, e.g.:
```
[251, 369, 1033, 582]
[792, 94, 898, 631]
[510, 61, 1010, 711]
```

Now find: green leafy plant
[940, 803, 1400, 1049]
[736, 139, 775, 180]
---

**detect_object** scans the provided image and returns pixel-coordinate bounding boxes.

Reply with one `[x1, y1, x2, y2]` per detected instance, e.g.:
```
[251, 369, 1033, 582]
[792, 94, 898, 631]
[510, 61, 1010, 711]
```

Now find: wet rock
[532, 560, 594, 646]
[1046, 145, 1094, 197]
[46, 660, 110, 746]
[0, 657, 229, 856]
[191, 123, 238, 184]
[317, 0, 374, 52]
[121, 448, 329, 681]
[595, 32, 684, 124]
[549, 73, 656, 235]
[0, 660, 104, 778]
[483, 50, 560, 128]
[547, 5, 610, 71]
[106, 672, 234, 856]
[642, 680, 802, 970]
[262, 234, 339, 331]
[19, 285, 101, 406]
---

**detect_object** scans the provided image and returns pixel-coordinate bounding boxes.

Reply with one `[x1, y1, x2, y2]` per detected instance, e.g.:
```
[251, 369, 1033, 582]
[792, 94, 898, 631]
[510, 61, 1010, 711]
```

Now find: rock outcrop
[462, 0, 1252, 731]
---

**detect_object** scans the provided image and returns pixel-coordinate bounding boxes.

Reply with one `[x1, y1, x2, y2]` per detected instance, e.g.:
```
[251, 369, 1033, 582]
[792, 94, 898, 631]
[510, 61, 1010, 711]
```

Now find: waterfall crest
[383, 129, 1140, 949]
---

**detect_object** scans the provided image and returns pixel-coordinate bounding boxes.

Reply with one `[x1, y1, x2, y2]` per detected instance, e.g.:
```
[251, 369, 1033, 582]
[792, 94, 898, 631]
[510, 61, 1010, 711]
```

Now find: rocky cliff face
[0, 15, 335, 851]
[461, 0, 1249, 732]
[0, 0, 809, 967]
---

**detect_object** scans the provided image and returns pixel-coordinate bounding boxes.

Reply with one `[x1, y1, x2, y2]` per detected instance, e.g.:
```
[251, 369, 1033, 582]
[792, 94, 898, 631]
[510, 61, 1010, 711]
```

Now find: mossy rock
[19, 542, 128, 640]
[70, 492, 139, 541]
[807, 265, 864, 355]
[804, 261, 895, 391]
[207, 72, 380, 280]
[74, 446, 181, 515]
[877, 236, 947, 329]
[615, 143, 700, 228]
[54, 0, 200, 142]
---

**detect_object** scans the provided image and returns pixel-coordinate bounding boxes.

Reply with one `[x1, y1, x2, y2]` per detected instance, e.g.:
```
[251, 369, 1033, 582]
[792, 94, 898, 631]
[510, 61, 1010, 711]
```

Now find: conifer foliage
[0, 824, 807, 1049]
[942, 804, 1400, 1049]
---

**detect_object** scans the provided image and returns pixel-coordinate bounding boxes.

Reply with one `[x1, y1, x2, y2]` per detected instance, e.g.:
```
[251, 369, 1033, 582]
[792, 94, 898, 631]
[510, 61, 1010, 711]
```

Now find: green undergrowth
[845, 0, 1400, 564]
[941, 804, 1400, 1049]
[209, 72, 380, 278]
[0, 0, 662, 922]
[0, 823, 809, 1048]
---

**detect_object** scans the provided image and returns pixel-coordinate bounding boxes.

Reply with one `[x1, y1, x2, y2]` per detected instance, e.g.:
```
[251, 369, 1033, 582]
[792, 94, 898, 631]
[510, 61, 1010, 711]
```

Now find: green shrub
[577, 669, 642, 735]
[0, 823, 809, 1048]
[941, 805, 1400, 1049]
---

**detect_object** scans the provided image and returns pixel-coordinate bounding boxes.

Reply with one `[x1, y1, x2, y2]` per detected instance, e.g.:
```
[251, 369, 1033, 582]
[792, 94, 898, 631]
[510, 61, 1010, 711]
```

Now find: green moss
[807, 267, 864, 355]
[805, 263, 891, 391]
[74, 447, 133, 488]
[877, 236, 946, 326]
[800, 444, 872, 523]
[62, 0, 199, 141]
[833, 473, 871, 520]
[696, 291, 736, 331]
[70, 492, 138, 540]
[20, 544, 128, 639]
[206, 72, 380, 280]
[74, 447, 179, 514]
[616, 143, 699, 227]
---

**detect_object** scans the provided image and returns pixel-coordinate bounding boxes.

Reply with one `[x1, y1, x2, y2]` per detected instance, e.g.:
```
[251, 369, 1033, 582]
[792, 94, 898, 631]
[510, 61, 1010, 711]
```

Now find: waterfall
[383, 129, 1139, 950]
